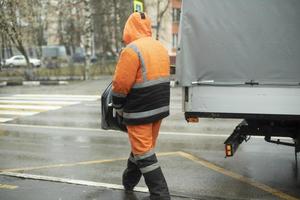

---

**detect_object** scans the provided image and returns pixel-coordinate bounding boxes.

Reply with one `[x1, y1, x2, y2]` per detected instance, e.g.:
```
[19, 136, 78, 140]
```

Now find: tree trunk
[156, 0, 170, 40]
[83, 0, 92, 80]
[113, 0, 119, 54]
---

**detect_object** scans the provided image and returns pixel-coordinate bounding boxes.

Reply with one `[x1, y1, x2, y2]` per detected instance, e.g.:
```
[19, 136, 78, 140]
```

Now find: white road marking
[0, 123, 230, 137]
[0, 123, 293, 142]
[14, 94, 101, 98]
[0, 118, 14, 122]
[160, 131, 228, 137]
[0, 100, 80, 105]
[0, 97, 98, 101]
[0, 110, 38, 116]
[0, 123, 117, 132]
[0, 172, 148, 193]
[0, 104, 61, 110]
[0, 94, 101, 101]
[0, 94, 100, 123]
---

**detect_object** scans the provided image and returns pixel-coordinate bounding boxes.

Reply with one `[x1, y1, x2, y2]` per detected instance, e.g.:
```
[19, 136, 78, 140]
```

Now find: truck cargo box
[176, 0, 300, 119]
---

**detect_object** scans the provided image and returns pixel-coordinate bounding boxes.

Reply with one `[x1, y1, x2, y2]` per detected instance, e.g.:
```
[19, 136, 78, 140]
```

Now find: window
[172, 8, 181, 22]
[14, 56, 24, 60]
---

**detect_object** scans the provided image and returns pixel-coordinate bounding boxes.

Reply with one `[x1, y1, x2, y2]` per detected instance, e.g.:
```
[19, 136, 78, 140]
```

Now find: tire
[9, 64, 14, 68]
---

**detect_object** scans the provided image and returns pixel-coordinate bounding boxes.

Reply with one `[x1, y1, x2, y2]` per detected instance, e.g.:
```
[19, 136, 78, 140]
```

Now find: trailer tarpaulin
[176, 0, 300, 86]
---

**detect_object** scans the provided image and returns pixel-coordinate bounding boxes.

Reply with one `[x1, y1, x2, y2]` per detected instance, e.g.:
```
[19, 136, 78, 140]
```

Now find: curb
[0, 81, 69, 87]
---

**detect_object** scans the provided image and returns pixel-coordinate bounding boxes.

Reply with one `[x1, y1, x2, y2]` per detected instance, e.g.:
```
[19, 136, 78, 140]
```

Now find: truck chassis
[185, 113, 300, 171]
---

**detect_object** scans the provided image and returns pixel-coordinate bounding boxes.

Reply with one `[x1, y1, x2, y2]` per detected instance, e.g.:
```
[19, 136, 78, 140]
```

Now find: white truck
[176, 0, 300, 165]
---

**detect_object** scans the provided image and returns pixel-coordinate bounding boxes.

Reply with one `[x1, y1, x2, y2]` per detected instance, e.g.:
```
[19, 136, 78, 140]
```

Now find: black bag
[101, 82, 127, 132]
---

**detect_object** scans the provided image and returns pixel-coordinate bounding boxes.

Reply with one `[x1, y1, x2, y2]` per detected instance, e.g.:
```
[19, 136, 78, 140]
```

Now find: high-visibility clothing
[112, 12, 170, 125]
[113, 12, 171, 199]
[123, 150, 170, 199]
[127, 120, 162, 155]
[122, 152, 142, 191]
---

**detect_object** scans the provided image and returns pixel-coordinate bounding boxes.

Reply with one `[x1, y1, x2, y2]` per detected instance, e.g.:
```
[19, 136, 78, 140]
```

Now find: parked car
[4, 55, 41, 68]
[90, 55, 98, 63]
[71, 53, 86, 63]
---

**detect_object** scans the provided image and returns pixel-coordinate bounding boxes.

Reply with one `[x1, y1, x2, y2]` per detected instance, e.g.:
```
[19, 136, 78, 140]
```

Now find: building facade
[144, 0, 181, 57]
[171, 0, 181, 54]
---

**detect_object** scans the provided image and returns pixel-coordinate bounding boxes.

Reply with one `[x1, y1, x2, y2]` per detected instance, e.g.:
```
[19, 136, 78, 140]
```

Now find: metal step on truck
[176, 0, 300, 168]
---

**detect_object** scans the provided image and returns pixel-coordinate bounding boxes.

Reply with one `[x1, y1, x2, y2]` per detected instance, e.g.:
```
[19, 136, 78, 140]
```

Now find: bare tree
[143, 0, 170, 41]
[0, 1, 29, 63]
[0, 0, 42, 79]
[91, 0, 131, 58]
[155, 0, 170, 40]
[83, 0, 92, 80]
[55, 0, 85, 54]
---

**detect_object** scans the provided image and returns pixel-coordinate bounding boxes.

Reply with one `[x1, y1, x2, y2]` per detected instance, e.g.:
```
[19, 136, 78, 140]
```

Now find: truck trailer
[176, 0, 300, 166]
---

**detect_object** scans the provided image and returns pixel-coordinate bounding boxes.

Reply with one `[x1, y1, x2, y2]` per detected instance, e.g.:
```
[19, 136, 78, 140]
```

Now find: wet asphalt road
[0, 76, 299, 200]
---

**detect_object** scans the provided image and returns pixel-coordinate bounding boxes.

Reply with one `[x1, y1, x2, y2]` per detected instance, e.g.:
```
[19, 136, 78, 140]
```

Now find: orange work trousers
[126, 120, 162, 155]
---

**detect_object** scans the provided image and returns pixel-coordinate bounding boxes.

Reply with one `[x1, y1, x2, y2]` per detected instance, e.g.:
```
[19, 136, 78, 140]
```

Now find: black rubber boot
[143, 167, 171, 200]
[122, 153, 142, 191]
[135, 152, 170, 200]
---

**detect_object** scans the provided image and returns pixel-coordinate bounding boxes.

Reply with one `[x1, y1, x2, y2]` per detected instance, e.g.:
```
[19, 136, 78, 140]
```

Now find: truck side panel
[177, 0, 300, 117]
[177, 0, 300, 86]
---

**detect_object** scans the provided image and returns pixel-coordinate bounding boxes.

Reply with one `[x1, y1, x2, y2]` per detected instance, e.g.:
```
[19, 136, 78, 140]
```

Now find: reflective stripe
[111, 91, 127, 98]
[128, 44, 148, 82]
[140, 163, 160, 174]
[133, 77, 170, 89]
[123, 106, 169, 119]
[134, 149, 155, 161]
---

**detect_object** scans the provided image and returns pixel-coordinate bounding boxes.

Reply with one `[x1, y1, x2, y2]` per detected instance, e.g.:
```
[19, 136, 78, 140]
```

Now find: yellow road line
[157, 151, 179, 157]
[0, 183, 18, 190]
[177, 151, 299, 200]
[0, 152, 178, 173]
[0, 158, 128, 172]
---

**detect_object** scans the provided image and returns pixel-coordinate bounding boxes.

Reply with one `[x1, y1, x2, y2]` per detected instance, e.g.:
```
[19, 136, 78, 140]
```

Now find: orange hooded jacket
[112, 12, 170, 125]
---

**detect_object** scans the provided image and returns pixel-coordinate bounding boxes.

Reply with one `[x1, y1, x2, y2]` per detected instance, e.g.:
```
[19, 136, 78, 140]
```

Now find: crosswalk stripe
[0, 94, 100, 123]
[8, 94, 101, 101]
[0, 110, 38, 116]
[0, 104, 61, 111]
[0, 100, 80, 106]
[0, 118, 14, 122]
[14, 94, 101, 98]
[0, 97, 98, 101]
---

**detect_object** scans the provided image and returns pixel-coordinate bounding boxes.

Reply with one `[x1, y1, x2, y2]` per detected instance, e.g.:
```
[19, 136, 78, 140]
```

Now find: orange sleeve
[112, 47, 139, 96]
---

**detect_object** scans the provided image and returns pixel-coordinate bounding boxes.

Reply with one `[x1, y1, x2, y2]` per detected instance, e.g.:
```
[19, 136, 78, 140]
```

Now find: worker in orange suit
[111, 12, 171, 200]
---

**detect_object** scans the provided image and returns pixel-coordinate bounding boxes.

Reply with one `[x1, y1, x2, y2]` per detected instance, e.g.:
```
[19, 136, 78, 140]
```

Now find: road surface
[0, 76, 299, 200]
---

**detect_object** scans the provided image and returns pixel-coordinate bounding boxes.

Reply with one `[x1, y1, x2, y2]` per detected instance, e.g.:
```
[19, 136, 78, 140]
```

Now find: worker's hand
[116, 109, 123, 117]
[113, 108, 123, 117]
